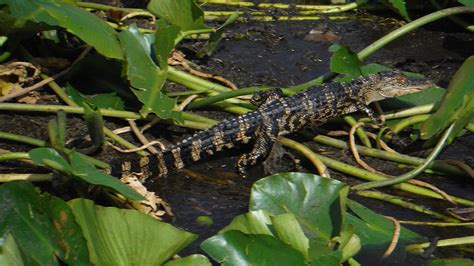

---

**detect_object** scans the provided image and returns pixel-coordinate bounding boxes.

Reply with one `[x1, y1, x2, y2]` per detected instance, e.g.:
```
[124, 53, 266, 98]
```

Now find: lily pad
[249, 172, 349, 240]
[68, 198, 199, 265]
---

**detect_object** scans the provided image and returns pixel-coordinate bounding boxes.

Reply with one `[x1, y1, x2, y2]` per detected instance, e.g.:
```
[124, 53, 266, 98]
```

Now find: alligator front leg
[237, 88, 283, 176]
[251, 88, 283, 107]
[236, 125, 278, 176]
[352, 100, 384, 126]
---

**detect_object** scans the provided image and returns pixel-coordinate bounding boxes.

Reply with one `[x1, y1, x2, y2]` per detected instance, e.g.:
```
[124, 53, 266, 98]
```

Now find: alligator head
[359, 70, 434, 104]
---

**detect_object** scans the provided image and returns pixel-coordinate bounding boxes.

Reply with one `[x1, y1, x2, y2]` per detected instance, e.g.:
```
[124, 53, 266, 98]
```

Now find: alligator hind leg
[236, 118, 279, 176]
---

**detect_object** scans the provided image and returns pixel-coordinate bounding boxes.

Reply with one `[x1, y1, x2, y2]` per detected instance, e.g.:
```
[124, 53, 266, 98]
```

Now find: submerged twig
[382, 216, 401, 258]
[127, 119, 159, 154]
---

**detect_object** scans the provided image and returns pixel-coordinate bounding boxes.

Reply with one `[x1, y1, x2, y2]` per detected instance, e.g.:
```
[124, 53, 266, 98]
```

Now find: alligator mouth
[381, 80, 434, 98]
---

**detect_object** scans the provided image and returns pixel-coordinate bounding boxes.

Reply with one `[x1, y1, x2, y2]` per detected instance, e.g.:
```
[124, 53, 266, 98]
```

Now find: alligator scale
[114, 71, 433, 180]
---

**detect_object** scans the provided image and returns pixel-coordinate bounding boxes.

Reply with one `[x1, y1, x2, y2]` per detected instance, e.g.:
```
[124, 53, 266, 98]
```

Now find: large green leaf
[164, 255, 211, 266]
[346, 200, 422, 258]
[310, 251, 342, 266]
[29, 148, 143, 201]
[29, 147, 72, 173]
[119, 24, 180, 120]
[153, 20, 181, 69]
[219, 210, 310, 260]
[420, 56, 474, 140]
[459, 0, 474, 6]
[147, 0, 208, 32]
[329, 44, 362, 78]
[201, 230, 307, 266]
[68, 198, 198, 266]
[66, 85, 125, 110]
[249, 172, 349, 240]
[69, 152, 143, 201]
[272, 213, 310, 260]
[0, 233, 24, 266]
[0, 181, 89, 266]
[220, 210, 274, 236]
[0, 0, 123, 59]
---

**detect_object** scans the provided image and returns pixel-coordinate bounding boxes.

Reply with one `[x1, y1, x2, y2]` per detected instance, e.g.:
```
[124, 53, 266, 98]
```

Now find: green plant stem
[168, 66, 230, 93]
[400, 221, 474, 227]
[182, 112, 218, 126]
[0, 102, 219, 137]
[356, 190, 458, 222]
[106, 22, 155, 33]
[343, 116, 372, 148]
[430, 0, 474, 32]
[0, 173, 53, 182]
[406, 236, 474, 254]
[0, 152, 30, 162]
[188, 86, 277, 109]
[290, 6, 474, 92]
[197, 0, 255, 7]
[312, 134, 467, 176]
[0, 132, 109, 168]
[352, 124, 455, 191]
[369, 104, 435, 121]
[278, 137, 329, 177]
[358, 6, 474, 60]
[0, 103, 142, 119]
[75, 1, 144, 13]
[205, 15, 353, 22]
[467, 123, 474, 133]
[212, 102, 253, 115]
[390, 114, 431, 135]
[44, 77, 150, 157]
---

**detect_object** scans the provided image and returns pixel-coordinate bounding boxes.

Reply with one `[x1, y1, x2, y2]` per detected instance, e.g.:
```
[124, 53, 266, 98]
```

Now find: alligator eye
[395, 76, 406, 83]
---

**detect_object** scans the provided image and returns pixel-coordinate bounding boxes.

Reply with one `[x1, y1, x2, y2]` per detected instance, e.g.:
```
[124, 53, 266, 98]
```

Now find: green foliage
[329, 44, 362, 78]
[147, 0, 208, 32]
[203, 173, 421, 264]
[0, 233, 24, 266]
[69, 198, 208, 266]
[0, 181, 89, 265]
[459, 0, 474, 6]
[346, 200, 422, 258]
[249, 172, 348, 240]
[66, 85, 125, 110]
[81, 104, 105, 154]
[119, 24, 180, 119]
[29, 147, 143, 201]
[387, 0, 410, 21]
[203, 230, 307, 266]
[0, 182, 207, 266]
[420, 55, 474, 142]
[197, 11, 240, 58]
[164, 255, 211, 266]
[0, 0, 123, 59]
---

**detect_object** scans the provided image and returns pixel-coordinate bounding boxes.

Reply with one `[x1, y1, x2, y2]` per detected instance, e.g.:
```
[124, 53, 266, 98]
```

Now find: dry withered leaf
[120, 174, 173, 219]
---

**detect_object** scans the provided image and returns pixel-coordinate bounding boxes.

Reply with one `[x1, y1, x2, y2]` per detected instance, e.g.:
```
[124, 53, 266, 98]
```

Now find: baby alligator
[114, 70, 433, 180]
